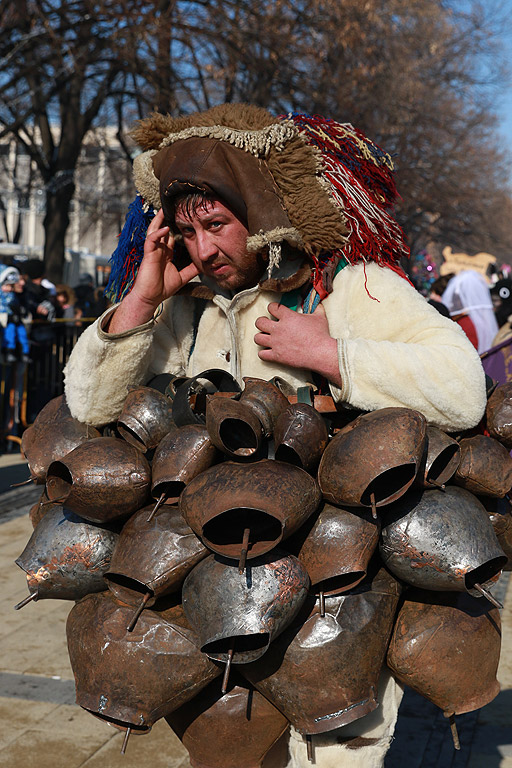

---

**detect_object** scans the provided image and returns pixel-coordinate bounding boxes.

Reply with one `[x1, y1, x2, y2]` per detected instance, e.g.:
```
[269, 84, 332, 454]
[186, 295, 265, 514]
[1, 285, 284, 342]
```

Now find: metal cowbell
[180, 460, 321, 561]
[486, 382, 512, 449]
[205, 378, 289, 460]
[318, 407, 427, 514]
[172, 369, 241, 427]
[151, 424, 220, 505]
[453, 435, 512, 498]
[483, 497, 512, 571]
[274, 402, 329, 473]
[387, 589, 501, 717]
[417, 426, 461, 489]
[205, 395, 265, 460]
[105, 504, 208, 611]
[21, 395, 100, 484]
[296, 502, 380, 594]
[166, 675, 290, 768]
[238, 378, 290, 438]
[241, 565, 402, 735]
[15, 505, 118, 605]
[182, 552, 310, 664]
[29, 489, 53, 529]
[117, 385, 175, 453]
[67, 593, 222, 734]
[45, 437, 151, 523]
[380, 486, 507, 598]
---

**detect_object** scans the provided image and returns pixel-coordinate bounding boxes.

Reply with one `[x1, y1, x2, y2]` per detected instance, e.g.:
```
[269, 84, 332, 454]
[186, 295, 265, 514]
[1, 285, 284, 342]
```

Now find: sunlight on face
[174, 199, 266, 292]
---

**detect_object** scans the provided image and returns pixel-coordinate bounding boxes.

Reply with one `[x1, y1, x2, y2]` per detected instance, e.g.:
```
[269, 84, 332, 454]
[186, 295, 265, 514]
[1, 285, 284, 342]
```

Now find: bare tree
[0, 0, 510, 276]
[0, 0, 144, 280]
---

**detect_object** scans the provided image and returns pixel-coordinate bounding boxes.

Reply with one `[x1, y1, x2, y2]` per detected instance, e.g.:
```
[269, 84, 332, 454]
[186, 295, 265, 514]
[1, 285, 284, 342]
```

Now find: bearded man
[63, 104, 486, 768]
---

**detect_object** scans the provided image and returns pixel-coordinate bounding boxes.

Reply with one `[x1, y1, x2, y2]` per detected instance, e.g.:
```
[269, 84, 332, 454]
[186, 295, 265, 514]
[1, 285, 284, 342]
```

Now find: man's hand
[254, 302, 342, 387]
[108, 209, 199, 333]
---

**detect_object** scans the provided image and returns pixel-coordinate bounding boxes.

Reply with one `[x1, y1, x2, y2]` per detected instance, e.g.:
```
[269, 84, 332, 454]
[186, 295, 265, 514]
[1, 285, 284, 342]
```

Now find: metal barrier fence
[0, 318, 94, 451]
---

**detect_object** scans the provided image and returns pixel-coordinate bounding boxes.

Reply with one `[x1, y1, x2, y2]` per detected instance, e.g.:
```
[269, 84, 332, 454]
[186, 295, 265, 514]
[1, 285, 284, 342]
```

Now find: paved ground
[0, 453, 511, 768]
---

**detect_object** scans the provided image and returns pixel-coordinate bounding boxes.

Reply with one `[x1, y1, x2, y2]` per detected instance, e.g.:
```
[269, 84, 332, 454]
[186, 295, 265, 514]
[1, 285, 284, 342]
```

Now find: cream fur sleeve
[64, 297, 192, 427]
[323, 263, 487, 432]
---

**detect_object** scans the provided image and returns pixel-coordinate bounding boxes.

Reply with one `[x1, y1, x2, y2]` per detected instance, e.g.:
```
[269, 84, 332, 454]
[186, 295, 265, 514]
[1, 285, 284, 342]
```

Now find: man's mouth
[209, 263, 231, 276]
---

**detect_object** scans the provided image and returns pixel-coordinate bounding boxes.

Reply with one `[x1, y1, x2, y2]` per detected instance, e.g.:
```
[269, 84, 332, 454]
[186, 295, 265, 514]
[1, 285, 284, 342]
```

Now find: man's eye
[180, 228, 194, 238]
[209, 221, 222, 230]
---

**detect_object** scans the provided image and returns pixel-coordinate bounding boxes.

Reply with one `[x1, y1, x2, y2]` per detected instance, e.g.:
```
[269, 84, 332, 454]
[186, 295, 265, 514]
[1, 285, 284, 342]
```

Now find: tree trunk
[43, 181, 76, 284]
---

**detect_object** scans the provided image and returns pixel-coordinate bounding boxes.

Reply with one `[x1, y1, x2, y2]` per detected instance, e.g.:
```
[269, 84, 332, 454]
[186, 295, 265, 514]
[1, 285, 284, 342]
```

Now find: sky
[497, 1, 512, 151]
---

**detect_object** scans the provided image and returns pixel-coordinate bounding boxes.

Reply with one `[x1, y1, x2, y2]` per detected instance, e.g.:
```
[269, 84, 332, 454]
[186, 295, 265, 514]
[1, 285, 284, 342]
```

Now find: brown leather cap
[153, 137, 298, 250]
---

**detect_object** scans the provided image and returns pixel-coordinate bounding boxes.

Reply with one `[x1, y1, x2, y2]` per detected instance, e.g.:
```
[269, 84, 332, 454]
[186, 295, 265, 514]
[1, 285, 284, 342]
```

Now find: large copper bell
[483, 497, 512, 571]
[274, 402, 328, 472]
[453, 435, 512, 498]
[206, 395, 264, 459]
[29, 489, 53, 528]
[242, 566, 401, 735]
[239, 378, 289, 437]
[486, 382, 512, 449]
[180, 460, 321, 561]
[117, 385, 175, 453]
[296, 502, 380, 595]
[318, 407, 427, 515]
[166, 675, 289, 768]
[45, 437, 151, 523]
[387, 590, 501, 720]
[105, 504, 208, 618]
[14, 505, 118, 608]
[182, 552, 310, 664]
[205, 378, 289, 460]
[172, 369, 241, 427]
[380, 486, 507, 599]
[67, 593, 221, 736]
[151, 424, 219, 506]
[21, 395, 100, 483]
[417, 426, 460, 490]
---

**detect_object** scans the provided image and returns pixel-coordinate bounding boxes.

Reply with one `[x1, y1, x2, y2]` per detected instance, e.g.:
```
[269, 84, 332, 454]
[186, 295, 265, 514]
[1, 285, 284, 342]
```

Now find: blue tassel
[105, 194, 155, 303]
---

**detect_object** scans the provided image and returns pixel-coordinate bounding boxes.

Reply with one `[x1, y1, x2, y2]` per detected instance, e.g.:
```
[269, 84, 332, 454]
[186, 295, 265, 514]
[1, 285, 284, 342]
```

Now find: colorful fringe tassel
[105, 195, 155, 304]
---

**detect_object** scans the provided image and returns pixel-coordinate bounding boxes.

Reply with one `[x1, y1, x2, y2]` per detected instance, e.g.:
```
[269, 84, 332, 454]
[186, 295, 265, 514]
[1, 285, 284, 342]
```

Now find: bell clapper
[427, 478, 446, 490]
[14, 592, 38, 610]
[10, 477, 34, 488]
[319, 590, 325, 617]
[147, 493, 166, 523]
[41, 495, 67, 506]
[221, 643, 234, 695]
[444, 712, 460, 750]
[306, 734, 314, 763]
[370, 492, 378, 520]
[474, 583, 503, 610]
[239, 527, 250, 574]
[126, 592, 152, 632]
[121, 726, 131, 755]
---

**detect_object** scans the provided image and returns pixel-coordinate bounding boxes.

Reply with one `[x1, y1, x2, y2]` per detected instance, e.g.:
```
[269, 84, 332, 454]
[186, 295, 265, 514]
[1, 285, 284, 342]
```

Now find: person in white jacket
[63, 105, 487, 768]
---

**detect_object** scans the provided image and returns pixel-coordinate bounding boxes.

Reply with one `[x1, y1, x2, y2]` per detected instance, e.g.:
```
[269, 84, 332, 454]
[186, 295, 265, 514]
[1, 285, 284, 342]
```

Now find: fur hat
[106, 104, 409, 303]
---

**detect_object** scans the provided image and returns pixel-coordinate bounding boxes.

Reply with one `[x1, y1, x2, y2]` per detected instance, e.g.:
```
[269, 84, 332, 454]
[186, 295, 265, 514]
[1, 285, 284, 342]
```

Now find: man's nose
[195, 231, 218, 262]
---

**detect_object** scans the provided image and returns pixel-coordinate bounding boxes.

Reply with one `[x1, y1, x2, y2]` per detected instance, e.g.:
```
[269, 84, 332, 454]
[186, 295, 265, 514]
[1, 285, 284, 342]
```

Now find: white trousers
[285, 668, 404, 768]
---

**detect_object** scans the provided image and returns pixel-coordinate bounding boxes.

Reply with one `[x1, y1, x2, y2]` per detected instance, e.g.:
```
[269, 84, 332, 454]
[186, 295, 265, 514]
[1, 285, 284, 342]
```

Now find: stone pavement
[0, 454, 510, 768]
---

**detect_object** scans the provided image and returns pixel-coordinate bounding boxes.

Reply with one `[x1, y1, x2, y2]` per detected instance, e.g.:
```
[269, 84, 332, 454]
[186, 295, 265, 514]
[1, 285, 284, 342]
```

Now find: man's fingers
[254, 316, 274, 333]
[147, 208, 165, 235]
[267, 302, 288, 319]
[178, 263, 200, 285]
[147, 225, 170, 242]
[254, 331, 272, 348]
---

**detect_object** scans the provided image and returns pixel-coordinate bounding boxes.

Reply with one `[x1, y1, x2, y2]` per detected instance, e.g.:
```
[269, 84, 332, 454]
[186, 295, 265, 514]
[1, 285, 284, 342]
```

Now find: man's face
[174, 199, 265, 292]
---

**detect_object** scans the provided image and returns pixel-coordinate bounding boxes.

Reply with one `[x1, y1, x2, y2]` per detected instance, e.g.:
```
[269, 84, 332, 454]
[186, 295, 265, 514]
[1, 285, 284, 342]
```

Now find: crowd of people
[0, 258, 112, 445]
[0, 259, 110, 366]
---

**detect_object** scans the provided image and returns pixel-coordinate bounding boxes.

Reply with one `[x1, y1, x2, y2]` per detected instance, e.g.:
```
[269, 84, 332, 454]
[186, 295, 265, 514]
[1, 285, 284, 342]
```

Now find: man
[63, 104, 486, 767]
